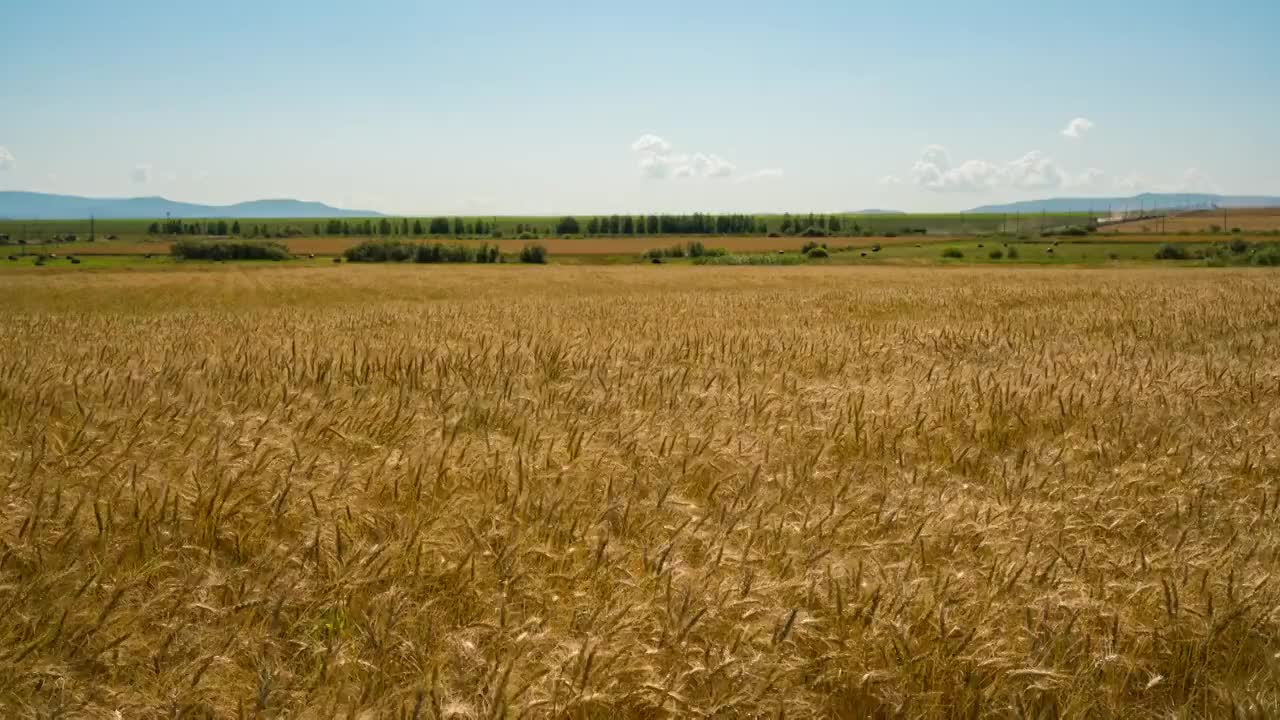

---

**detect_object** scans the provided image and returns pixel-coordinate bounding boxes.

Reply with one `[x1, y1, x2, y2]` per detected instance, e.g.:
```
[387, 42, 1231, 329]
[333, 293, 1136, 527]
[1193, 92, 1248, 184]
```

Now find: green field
[0, 211, 1099, 245]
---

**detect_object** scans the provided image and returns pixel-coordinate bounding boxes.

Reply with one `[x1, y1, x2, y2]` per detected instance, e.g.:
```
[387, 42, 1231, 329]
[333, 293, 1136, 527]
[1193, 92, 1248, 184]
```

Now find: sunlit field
[2, 265, 1278, 717]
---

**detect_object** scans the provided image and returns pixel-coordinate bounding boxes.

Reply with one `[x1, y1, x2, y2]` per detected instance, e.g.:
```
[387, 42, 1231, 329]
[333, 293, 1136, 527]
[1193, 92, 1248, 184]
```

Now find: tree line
[146, 213, 886, 238]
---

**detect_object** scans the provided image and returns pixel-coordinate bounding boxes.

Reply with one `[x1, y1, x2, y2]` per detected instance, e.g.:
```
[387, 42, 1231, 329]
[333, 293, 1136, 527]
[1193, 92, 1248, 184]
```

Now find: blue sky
[1, 0, 1277, 213]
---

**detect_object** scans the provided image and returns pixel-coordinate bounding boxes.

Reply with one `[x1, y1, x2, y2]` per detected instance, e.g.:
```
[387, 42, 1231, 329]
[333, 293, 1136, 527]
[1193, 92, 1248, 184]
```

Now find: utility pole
[90, 215, 95, 242]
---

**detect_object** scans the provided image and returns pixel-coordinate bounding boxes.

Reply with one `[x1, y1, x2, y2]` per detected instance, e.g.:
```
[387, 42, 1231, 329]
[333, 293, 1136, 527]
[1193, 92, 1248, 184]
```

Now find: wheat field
[1, 265, 1278, 718]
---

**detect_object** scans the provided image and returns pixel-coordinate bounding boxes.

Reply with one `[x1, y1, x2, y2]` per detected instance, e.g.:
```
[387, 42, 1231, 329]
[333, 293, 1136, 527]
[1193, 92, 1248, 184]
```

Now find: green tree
[413, 219, 424, 235]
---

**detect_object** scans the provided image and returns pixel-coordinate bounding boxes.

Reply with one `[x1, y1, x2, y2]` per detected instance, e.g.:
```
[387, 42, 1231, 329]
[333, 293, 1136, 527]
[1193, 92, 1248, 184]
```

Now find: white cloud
[630, 134, 774, 182]
[1062, 117, 1095, 139]
[692, 152, 736, 178]
[131, 164, 152, 184]
[908, 145, 1104, 193]
[736, 168, 785, 183]
[877, 175, 903, 185]
[631, 134, 672, 155]
[911, 145, 1002, 192]
[0, 146, 15, 171]
[1005, 150, 1064, 189]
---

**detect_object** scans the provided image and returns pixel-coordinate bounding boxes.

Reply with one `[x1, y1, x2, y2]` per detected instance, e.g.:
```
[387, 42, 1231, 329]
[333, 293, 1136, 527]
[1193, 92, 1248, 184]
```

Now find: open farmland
[0, 211, 1096, 246]
[46, 234, 898, 258]
[1103, 208, 1280, 235]
[1, 265, 1279, 717]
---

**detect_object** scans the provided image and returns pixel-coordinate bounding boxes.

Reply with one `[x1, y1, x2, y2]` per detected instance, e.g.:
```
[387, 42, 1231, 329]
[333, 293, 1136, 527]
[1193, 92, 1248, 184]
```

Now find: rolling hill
[0, 192, 381, 219]
[969, 193, 1280, 214]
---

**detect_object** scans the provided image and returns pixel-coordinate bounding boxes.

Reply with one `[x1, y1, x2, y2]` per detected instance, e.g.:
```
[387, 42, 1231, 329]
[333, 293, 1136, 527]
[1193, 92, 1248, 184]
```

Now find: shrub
[342, 240, 500, 264]
[941, 248, 964, 259]
[686, 241, 707, 258]
[806, 246, 829, 259]
[1154, 244, 1189, 260]
[1058, 226, 1090, 237]
[1006, 246, 1020, 259]
[767, 232, 782, 238]
[519, 243, 547, 264]
[800, 240, 828, 254]
[171, 240, 290, 261]
[800, 227, 827, 238]
[517, 232, 537, 240]
[1251, 245, 1280, 266]
[1229, 237, 1250, 254]
[989, 249, 1004, 260]
[1231, 227, 1242, 234]
[332, 257, 342, 263]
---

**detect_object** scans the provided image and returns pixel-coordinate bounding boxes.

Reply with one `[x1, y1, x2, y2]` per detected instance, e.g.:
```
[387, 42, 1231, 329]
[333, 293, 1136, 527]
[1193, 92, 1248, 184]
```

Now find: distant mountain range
[0, 192, 381, 220]
[969, 193, 1280, 214]
[846, 208, 905, 215]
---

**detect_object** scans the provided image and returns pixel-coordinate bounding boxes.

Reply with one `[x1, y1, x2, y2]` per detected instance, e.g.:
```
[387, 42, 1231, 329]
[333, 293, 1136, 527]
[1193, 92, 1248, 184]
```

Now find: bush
[989, 249, 1004, 260]
[342, 240, 499, 264]
[799, 227, 827, 238]
[800, 240, 828, 254]
[517, 232, 537, 240]
[1058, 226, 1090, 237]
[332, 257, 342, 263]
[1251, 246, 1280, 266]
[1006, 246, 1019, 259]
[766, 232, 782, 238]
[1154, 244, 1189, 260]
[941, 248, 964, 259]
[1229, 237, 1250, 254]
[519, 243, 547, 264]
[806, 246, 829, 259]
[171, 239, 290, 261]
